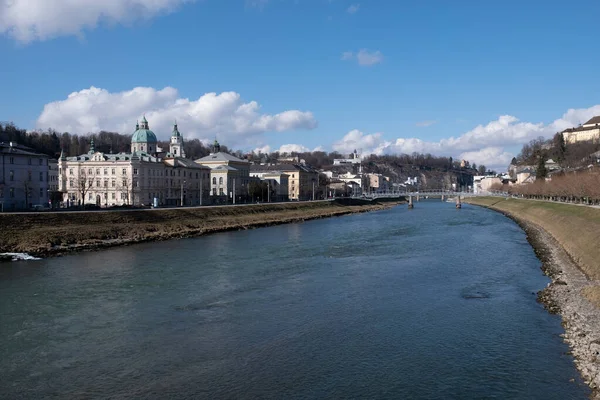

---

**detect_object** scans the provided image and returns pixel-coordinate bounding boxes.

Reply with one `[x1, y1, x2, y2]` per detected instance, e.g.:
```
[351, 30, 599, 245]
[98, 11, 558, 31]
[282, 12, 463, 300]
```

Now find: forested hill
[0, 122, 220, 160]
[1, 122, 476, 188]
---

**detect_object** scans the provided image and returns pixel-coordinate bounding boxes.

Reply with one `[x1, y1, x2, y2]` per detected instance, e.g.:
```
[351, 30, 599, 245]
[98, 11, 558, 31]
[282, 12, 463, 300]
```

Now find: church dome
[131, 116, 158, 143]
[131, 129, 157, 143]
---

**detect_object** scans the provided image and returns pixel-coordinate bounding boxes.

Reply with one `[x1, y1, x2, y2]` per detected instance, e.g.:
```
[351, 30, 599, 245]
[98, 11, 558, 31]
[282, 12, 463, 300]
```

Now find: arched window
[219, 177, 223, 184]
[212, 177, 216, 184]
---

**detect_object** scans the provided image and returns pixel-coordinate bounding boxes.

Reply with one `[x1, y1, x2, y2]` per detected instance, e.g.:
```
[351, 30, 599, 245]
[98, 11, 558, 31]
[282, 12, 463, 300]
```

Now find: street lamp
[180, 179, 186, 206]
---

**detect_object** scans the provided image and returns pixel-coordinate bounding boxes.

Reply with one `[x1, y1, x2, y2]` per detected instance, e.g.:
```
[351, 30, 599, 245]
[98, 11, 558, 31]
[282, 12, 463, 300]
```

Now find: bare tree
[75, 168, 94, 205]
[118, 175, 136, 205]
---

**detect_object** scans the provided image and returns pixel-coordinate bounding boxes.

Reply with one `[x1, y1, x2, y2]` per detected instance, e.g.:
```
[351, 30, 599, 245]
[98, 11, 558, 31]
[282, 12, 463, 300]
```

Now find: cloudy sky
[2, 0, 600, 170]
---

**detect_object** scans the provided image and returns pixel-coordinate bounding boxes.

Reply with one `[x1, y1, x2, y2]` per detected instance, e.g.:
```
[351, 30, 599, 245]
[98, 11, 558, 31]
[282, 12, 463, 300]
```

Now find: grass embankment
[466, 197, 600, 306]
[0, 199, 399, 257]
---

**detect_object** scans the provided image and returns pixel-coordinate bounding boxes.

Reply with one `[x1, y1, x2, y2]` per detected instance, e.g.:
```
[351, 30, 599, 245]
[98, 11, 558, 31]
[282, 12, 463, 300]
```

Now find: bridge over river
[353, 190, 508, 208]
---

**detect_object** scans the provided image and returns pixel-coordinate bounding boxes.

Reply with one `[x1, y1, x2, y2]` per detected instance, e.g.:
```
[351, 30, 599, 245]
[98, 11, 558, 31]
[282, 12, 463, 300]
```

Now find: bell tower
[170, 122, 185, 158]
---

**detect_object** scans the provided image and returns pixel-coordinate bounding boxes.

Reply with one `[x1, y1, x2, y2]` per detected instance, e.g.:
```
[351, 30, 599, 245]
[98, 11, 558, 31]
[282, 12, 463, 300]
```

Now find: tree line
[493, 169, 600, 205]
[2, 121, 481, 175]
[0, 122, 226, 160]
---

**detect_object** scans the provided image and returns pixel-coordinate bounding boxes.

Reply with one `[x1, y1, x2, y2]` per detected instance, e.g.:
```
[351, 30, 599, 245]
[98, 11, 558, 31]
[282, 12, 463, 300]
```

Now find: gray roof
[0, 142, 48, 157]
[211, 165, 238, 171]
[165, 157, 209, 169]
[250, 163, 317, 173]
[65, 151, 140, 162]
[584, 116, 600, 126]
[196, 152, 248, 163]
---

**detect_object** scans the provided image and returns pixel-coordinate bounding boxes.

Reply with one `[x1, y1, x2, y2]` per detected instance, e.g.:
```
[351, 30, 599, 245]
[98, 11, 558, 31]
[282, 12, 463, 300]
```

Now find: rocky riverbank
[467, 197, 600, 398]
[0, 199, 401, 258]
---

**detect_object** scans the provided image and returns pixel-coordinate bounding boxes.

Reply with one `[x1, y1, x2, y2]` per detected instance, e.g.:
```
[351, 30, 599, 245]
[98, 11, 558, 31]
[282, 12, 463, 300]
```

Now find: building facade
[0, 142, 50, 211]
[250, 163, 318, 201]
[196, 141, 251, 204]
[249, 169, 290, 202]
[59, 119, 211, 207]
[562, 116, 600, 144]
[365, 173, 388, 192]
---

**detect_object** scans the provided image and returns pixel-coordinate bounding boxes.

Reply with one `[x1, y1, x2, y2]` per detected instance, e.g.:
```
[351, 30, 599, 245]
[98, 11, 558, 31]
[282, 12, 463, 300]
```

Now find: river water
[0, 201, 590, 399]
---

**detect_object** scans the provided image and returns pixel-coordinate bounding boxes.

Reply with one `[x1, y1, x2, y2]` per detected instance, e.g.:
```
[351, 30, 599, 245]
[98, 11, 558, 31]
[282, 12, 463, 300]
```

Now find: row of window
[68, 179, 138, 188]
[0, 188, 46, 198]
[6, 170, 46, 182]
[66, 166, 208, 180]
[7, 157, 46, 166]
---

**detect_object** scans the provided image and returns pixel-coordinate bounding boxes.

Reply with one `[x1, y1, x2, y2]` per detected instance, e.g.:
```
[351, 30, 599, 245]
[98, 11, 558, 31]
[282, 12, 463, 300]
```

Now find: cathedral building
[59, 118, 211, 207]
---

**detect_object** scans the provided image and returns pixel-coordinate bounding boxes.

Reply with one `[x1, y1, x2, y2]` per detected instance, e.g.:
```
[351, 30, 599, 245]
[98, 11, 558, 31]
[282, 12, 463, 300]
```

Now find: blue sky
[2, 0, 600, 169]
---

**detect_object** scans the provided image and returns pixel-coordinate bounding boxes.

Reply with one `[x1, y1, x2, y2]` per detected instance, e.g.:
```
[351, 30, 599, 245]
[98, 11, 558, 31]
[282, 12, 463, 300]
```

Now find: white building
[59, 118, 211, 207]
[249, 170, 290, 202]
[333, 149, 362, 166]
[0, 142, 50, 211]
[562, 116, 600, 144]
[473, 175, 503, 194]
[338, 171, 363, 187]
[195, 141, 251, 204]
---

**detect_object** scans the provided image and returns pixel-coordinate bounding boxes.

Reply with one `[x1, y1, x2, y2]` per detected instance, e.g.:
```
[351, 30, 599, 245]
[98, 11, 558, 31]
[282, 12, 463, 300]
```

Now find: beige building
[195, 141, 251, 204]
[365, 173, 388, 192]
[250, 163, 318, 200]
[59, 118, 211, 207]
[562, 116, 600, 144]
[249, 170, 290, 202]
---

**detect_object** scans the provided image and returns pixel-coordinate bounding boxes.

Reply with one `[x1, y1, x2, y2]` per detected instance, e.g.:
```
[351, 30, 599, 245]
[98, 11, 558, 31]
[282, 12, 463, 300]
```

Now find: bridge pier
[456, 196, 462, 209]
[416, 194, 420, 202]
[408, 195, 414, 209]
[441, 194, 445, 202]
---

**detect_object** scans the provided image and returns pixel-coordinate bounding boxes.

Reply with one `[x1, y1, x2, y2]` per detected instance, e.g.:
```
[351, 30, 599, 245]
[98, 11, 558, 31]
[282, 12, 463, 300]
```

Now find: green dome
[131, 116, 157, 143]
[131, 128, 158, 143]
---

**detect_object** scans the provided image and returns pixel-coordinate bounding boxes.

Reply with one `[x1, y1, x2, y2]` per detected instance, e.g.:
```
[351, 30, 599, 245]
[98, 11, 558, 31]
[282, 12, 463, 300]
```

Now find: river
[0, 201, 590, 399]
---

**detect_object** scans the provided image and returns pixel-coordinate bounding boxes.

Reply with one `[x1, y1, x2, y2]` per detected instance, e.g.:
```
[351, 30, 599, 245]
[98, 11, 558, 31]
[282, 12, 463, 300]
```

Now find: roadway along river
[0, 201, 590, 399]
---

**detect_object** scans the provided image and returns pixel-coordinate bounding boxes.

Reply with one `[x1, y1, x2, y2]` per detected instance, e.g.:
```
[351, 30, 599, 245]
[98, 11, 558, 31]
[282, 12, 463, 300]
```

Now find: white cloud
[332, 129, 387, 154]
[415, 120, 437, 127]
[331, 105, 600, 171]
[341, 49, 383, 66]
[36, 86, 318, 147]
[277, 144, 310, 154]
[346, 4, 359, 14]
[0, 0, 196, 43]
[458, 147, 513, 170]
[253, 145, 271, 154]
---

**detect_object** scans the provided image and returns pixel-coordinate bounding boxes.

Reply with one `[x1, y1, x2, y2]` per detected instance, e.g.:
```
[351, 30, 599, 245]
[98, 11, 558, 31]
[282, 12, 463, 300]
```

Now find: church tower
[169, 122, 185, 158]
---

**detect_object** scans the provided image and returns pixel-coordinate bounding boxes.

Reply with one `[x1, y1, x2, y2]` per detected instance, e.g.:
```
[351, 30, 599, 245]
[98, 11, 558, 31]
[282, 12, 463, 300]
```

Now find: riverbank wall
[0, 199, 401, 257]
[466, 197, 600, 397]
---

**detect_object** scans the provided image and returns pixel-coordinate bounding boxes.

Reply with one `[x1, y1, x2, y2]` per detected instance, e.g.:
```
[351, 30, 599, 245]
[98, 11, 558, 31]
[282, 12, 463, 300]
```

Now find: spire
[172, 122, 180, 137]
[59, 148, 66, 161]
[135, 120, 139, 130]
[89, 137, 95, 154]
[140, 115, 149, 129]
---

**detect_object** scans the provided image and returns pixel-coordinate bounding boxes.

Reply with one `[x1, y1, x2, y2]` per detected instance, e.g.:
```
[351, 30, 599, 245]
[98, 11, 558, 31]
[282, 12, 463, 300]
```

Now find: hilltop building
[562, 116, 600, 144]
[58, 118, 210, 207]
[333, 150, 362, 168]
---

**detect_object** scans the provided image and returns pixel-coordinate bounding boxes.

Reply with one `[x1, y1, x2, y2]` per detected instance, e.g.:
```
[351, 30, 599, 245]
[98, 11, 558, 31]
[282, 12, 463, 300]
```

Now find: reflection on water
[0, 201, 590, 399]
